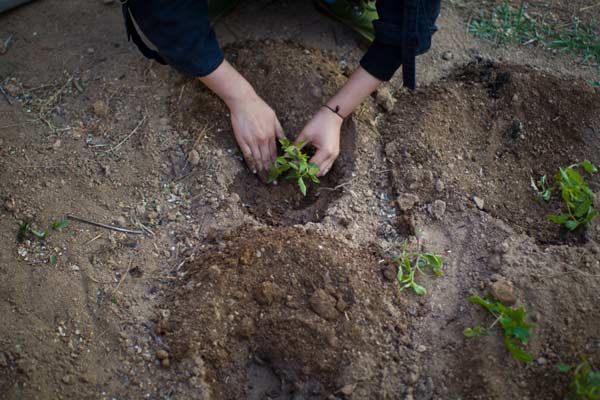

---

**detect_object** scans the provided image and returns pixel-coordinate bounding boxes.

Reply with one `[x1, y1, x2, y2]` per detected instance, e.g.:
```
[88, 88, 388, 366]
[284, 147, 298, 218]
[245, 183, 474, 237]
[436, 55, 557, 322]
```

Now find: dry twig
[67, 214, 144, 235]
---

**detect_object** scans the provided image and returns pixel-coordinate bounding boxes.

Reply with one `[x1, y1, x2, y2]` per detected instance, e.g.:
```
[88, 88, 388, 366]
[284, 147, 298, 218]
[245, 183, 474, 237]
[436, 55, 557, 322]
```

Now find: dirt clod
[92, 100, 109, 117]
[431, 199, 446, 219]
[254, 281, 282, 306]
[489, 279, 517, 306]
[309, 289, 339, 321]
[187, 149, 200, 166]
[398, 193, 420, 211]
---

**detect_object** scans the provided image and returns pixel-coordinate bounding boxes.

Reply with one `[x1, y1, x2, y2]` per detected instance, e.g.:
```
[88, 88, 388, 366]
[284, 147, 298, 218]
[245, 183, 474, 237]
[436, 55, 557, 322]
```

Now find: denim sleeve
[360, 0, 404, 82]
[127, 0, 224, 77]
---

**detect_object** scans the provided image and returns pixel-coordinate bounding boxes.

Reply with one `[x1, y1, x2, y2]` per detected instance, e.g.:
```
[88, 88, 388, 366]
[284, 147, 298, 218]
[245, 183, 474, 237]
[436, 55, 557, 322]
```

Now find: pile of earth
[381, 62, 600, 244]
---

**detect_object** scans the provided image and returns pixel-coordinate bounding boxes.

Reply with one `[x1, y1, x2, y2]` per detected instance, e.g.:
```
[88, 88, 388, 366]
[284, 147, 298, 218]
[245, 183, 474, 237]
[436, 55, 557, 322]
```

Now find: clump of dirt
[169, 40, 357, 225]
[157, 226, 422, 399]
[382, 62, 600, 244]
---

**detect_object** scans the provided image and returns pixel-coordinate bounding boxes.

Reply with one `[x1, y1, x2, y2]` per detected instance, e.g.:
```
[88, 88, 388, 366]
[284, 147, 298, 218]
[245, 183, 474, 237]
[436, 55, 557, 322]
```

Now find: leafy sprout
[542, 161, 598, 231]
[51, 219, 70, 230]
[557, 357, 600, 400]
[465, 296, 534, 362]
[393, 250, 443, 296]
[267, 138, 320, 196]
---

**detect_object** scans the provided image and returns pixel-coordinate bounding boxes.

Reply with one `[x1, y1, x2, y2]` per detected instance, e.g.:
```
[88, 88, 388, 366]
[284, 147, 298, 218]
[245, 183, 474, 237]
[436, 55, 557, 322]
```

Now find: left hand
[295, 107, 343, 177]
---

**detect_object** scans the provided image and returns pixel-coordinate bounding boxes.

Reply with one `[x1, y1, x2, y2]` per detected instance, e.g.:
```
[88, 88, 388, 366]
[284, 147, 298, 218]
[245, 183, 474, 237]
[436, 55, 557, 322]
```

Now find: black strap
[402, 0, 420, 90]
[122, 2, 167, 65]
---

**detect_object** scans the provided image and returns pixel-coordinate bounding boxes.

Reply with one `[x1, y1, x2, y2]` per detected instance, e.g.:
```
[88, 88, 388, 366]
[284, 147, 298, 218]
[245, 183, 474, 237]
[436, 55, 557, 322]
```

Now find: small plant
[557, 357, 600, 400]
[393, 250, 443, 295]
[51, 219, 69, 230]
[539, 161, 598, 231]
[268, 138, 320, 196]
[465, 296, 534, 362]
[17, 222, 47, 242]
[531, 175, 552, 201]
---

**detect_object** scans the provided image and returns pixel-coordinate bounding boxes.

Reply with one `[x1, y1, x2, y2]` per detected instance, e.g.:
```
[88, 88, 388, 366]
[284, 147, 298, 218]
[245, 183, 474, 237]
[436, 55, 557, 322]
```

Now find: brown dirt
[1, 1, 600, 400]
[382, 62, 600, 244]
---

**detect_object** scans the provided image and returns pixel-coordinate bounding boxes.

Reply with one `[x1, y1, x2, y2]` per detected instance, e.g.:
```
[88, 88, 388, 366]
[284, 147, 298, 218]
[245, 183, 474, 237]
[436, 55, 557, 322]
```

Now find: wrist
[223, 80, 258, 111]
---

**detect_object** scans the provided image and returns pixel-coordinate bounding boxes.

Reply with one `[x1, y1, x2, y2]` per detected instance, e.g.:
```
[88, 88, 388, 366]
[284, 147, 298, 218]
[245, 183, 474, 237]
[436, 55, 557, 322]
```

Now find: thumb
[275, 119, 285, 139]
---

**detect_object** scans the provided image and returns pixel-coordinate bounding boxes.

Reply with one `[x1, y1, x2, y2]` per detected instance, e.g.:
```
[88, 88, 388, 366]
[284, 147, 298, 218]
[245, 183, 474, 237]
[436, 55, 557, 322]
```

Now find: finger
[258, 141, 271, 172]
[294, 131, 309, 149]
[268, 136, 277, 167]
[318, 159, 334, 177]
[240, 143, 258, 174]
[275, 119, 285, 139]
[250, 143, 263, 172]
[309, 148, 330, 172]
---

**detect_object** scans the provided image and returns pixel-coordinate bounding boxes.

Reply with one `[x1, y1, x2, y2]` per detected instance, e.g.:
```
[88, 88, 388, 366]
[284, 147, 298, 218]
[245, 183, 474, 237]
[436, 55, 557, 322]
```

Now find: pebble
[309, 289, 339, 321]
[489, 279, 517, 305]
[537, 357, 547, 365]
[337, 383, 356, 396]
[435, 179, 445, 192]
[473, 196, 485, 210]
[375, 87, 396, 112]
[62, 374, 74, 385]
[188, 149, 200, 166]
[155, 349, 169, 360]
[161, 358, 171, 368]
[416, 345, 427, 353]
[431, 200, 446, 219]
[92, 100, 109, 117]
[442, 51, 454, 60]
[397, 193, 420, 211]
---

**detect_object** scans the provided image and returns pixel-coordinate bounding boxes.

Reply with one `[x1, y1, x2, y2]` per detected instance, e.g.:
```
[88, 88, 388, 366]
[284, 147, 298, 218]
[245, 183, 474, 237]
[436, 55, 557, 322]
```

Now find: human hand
[295, 107, 343, 177]
[228, 92, 284, 175]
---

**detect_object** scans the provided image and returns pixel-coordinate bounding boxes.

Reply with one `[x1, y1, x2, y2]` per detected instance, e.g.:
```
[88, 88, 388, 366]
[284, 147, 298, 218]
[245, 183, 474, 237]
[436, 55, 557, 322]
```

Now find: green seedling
[544, 161, 597, 231]
[531, 175, 552, 201]
[51, 219, 70, 230]
[393, 250, 443, 295]
[465, 296, 534, 362]
[557, 357, 600, 400]
[268, 138, 320, 196]
[17, 222, 47, 242]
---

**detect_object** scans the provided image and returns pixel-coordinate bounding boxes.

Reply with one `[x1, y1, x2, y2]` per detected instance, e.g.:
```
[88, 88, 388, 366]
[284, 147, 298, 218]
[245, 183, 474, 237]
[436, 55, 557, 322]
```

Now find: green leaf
[298, 177, 307, 196]
[51, 219, 70, 230]
[17, 222, 30, 243]
[412, 283, 427, 295]
[31, 229, 48, 239]
[547, 213, 570, 224]
[580, 160, 597, 174]
[464, 326, 487, 337]
[565, 220, 580, 231]
[556, 363, 573, 373]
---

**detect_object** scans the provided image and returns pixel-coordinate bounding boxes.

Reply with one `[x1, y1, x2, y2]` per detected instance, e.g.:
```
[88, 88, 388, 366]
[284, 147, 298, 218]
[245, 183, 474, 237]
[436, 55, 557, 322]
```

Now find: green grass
[469, 1, 600, 77]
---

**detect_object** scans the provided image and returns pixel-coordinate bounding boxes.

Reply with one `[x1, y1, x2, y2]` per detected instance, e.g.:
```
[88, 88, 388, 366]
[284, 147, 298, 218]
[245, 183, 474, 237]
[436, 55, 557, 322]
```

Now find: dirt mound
[156, 226, 425, 399]
[169, 40, 358, 225]
[382, 62, 600, 244]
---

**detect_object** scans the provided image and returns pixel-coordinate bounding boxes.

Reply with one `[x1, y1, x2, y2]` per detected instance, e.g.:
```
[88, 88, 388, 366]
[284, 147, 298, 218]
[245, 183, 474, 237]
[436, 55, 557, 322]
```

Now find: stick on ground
[67, 214, 144, 235]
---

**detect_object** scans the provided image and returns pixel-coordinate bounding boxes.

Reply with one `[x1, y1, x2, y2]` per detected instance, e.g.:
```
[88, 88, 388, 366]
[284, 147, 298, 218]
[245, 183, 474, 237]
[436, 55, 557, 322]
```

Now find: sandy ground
[0, 1, 599, 399]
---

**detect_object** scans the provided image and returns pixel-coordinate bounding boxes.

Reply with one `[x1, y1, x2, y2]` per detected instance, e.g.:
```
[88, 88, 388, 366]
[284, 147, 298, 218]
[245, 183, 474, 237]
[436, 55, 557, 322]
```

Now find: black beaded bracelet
[322, 104, 345, 120]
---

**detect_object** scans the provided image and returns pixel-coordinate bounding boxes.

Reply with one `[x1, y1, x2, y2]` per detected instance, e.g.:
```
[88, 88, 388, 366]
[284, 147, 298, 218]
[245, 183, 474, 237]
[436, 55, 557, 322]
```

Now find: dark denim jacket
[124, 0, 439, 88]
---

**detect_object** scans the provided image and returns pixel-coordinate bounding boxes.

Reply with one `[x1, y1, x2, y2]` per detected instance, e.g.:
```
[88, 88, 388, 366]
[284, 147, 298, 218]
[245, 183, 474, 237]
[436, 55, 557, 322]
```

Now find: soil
[381, 62, 600, 244]
[1, 1, 599, 400]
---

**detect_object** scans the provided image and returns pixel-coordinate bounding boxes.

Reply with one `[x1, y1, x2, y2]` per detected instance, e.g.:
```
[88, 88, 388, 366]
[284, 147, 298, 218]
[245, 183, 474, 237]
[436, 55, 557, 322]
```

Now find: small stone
[161, 358, 170, 368]
[309, 289, 339, 321]
[473, 196, 485, 210]
[435, 179, 445, 192]
[375, 87, 396, 112]
[81, 372, 97, 384]
[188, 149, 200, 166]
[382, 264, 397, 282]
[407, 371, 419, 385]
[489, 279, 517, 305]
[0, 353, 8, 368]
[52, 138, 61, 150]
[431, 200, 446, 220]
[337, 383, 356, 396]
[416, 345, 427, 353]
[70, 265, 80, 272]
[92, 100, 109, 117]
[336, 298, 348, 312]
[442, 51, 454, 61]
[62, 374, 74, 385]
[537, 357, 548, 365]
[397, 193, 419, 211]
[155, 349, 169, 360]
[86, 47, 95, 54]
[254, 281, 282, 306]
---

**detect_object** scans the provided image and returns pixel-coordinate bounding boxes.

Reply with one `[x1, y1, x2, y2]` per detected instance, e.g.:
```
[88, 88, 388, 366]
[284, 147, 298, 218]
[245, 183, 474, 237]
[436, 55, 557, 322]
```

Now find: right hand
[228, 93, 284, 175]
